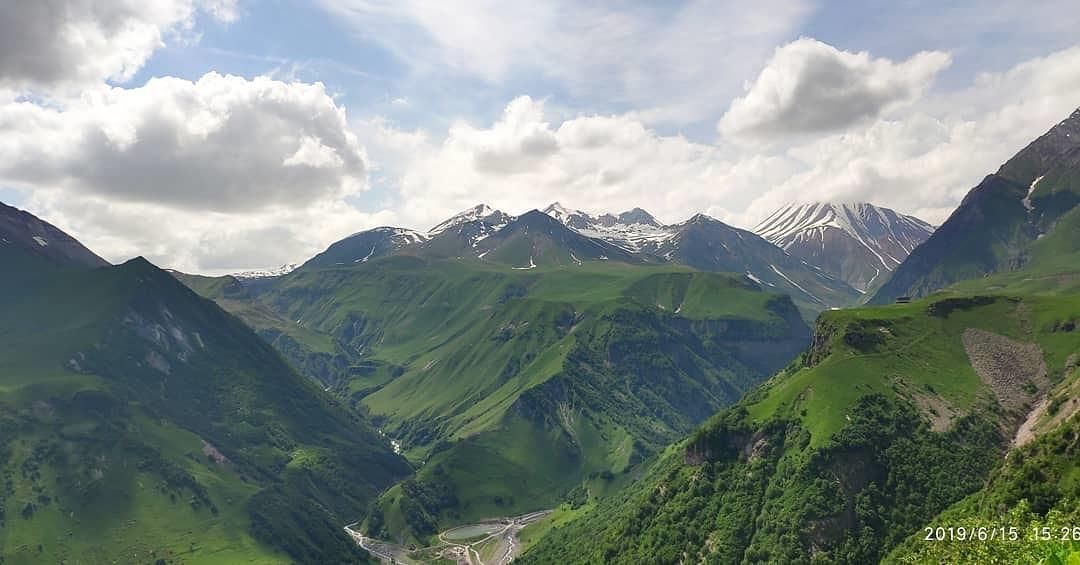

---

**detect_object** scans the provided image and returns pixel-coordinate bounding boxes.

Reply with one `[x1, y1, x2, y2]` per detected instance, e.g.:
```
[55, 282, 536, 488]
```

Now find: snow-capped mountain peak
[429, 203, 507, 235]
[753, 202, 934, 292]
[541, 202, 600, 230]
[542, 202, 576, 223]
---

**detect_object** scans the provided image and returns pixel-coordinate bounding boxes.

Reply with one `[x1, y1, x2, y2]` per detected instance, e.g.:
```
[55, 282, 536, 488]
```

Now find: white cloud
[719, 38, 951, 139]
[0, 71, 385, 273]
[23, 189, 398, 274]
[740, 45, 1080, 225]
[3, 5, 1076, 276]
[197, 0, 239, 23]
[0, 72, 365, 213]
[0, 0, 237, 93]
[284, 136, 347, 169]
[366, 96, 789, 229]
[316, 0, 810, 124]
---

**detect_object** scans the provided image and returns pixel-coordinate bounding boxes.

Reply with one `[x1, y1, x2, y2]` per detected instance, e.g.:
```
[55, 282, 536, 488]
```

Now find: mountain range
[295, 199, 920, 315]
[151, 194, 938, 547]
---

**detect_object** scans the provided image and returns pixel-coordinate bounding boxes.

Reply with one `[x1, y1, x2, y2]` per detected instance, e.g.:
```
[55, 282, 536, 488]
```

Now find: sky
[1, 0, 1079, 274]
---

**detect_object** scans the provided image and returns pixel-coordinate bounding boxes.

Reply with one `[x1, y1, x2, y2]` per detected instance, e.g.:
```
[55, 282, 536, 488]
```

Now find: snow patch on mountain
[232, 263, 299, 279]
[1023, 175, 1045, 212]
[352, 226, 429, 244]
[769, 264, 822, 305]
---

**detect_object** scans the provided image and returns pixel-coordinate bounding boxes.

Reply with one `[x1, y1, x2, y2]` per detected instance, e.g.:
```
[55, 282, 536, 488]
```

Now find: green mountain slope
[167, 270, 349, 388]
[253, 257, 809, 543]
[887, 411, 1080, 564]
[0, 214, 410, 563]
[873, 107, 1080, 303]
[520, 291, 1080, 564]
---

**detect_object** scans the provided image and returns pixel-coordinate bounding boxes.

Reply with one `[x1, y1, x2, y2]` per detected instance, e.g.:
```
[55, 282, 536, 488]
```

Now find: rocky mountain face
[754, 202, 934, 293]
[872, 106, 1080, 303]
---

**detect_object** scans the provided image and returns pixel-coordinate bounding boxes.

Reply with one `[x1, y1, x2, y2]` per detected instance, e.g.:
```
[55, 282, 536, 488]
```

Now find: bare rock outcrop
[961, 328, 1049, 438]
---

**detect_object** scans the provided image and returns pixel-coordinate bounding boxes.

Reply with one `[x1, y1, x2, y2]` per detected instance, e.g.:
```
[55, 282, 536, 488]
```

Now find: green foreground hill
[520, 290, 1080, 564]
[0, 225, 410, 563]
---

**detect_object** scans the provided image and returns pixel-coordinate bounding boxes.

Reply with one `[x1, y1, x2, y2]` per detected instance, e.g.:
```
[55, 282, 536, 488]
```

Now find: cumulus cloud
[0, 72, 382, 272]
[0, 72, 365, 213]
[3, 4, 1077, 276]
[0, 0, 237, 92]
[366, 96, 788, 229]
[719, 38, 951, 139]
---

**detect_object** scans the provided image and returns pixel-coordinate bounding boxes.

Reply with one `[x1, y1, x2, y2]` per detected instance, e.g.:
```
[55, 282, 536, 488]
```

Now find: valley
[346, 510, 551, 565]
[190, 257, 811, 545]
